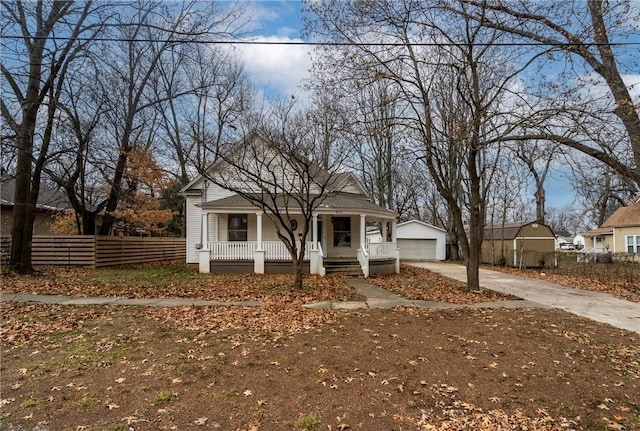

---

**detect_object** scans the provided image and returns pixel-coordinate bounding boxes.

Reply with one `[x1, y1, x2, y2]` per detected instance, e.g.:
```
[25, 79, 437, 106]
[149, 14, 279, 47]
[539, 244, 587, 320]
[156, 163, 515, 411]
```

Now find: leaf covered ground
[1, 264, 639, 430]
[368, 264, 515, 303]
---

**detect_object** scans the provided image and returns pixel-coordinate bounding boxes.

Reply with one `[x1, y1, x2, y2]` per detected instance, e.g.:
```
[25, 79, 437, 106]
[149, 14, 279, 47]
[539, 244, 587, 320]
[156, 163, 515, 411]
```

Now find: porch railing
[209, 241, 257, 260]
[208, 241, 312, 261]
[364, 241, 397, 259]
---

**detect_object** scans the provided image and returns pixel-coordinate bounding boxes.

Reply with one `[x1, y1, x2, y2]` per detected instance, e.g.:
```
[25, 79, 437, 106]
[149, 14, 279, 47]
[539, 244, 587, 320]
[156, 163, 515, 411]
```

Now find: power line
[2, 35, 640, 48]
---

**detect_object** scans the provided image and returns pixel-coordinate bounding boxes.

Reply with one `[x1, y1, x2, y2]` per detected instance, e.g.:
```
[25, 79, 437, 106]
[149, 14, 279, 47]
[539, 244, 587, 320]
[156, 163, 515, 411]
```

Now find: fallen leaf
[194, 417, 208, 426]
[243, 389, 253, 397]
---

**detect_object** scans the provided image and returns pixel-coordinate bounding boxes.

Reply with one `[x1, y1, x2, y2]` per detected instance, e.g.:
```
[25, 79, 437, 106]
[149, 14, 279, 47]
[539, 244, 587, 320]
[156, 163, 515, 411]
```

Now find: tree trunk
[99, 151, 129, 235]
[534, 184, 546, 223]
[10, 118, 38, 274]
[293, 258, 304, 290]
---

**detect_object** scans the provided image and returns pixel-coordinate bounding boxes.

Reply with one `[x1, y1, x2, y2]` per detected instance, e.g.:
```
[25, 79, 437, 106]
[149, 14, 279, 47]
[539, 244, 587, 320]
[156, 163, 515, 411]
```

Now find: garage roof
[484, 221, 552, 240]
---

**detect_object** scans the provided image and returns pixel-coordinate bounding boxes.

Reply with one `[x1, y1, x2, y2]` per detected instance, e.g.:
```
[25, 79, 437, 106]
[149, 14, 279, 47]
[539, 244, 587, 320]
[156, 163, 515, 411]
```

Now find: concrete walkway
[303, 279, 542, 311]
[409, 261, 640, 335]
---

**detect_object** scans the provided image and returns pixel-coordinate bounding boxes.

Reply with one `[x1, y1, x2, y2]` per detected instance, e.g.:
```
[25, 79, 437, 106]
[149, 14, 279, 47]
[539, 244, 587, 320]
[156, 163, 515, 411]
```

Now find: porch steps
[324, 259, 362, 276]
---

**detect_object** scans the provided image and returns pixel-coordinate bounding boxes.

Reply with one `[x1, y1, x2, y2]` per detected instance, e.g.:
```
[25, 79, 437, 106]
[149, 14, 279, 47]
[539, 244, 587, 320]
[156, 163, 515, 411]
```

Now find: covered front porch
[196, 209, 399, 277]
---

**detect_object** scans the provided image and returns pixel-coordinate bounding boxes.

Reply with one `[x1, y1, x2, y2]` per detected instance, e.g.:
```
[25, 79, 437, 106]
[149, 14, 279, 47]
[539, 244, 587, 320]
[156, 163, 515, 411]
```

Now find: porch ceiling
[197, 192, 397, 219]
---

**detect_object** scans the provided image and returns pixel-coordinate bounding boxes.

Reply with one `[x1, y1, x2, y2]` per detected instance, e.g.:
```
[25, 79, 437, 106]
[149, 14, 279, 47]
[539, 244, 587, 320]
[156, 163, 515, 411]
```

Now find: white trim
[397, 219, 447, 233]
[256, 212, 263, 250]
[201, 213, 209, 248]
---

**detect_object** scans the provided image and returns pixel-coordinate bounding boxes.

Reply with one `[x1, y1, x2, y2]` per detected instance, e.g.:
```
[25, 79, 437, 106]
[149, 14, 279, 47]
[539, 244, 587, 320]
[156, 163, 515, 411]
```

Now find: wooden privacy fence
[1, 236, 186, 268]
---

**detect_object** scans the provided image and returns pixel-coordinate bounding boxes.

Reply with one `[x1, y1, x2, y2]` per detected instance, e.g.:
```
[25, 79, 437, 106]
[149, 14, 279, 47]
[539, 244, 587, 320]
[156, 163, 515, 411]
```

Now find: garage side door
[398, 239, 437, 260]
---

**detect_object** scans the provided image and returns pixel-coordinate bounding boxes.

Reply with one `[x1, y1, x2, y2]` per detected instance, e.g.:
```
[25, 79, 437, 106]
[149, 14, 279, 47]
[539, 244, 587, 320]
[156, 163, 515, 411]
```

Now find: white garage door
[398, 239, 437, 260]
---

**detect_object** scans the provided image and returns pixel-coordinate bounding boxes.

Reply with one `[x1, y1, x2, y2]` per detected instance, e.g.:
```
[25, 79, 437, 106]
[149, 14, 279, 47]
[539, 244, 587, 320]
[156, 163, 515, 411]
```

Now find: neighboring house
[573, 234, 586, 249]
[481, 221, 556, 267]
[1, 175, 70, 236]
[180, 134, 399, 277]
[396, 220, 446, 261]
[581, 195, 640, 257]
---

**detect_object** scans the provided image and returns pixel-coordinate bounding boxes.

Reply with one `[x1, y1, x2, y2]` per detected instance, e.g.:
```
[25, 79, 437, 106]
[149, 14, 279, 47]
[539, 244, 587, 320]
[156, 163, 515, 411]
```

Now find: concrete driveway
[408, 261, 640, 335]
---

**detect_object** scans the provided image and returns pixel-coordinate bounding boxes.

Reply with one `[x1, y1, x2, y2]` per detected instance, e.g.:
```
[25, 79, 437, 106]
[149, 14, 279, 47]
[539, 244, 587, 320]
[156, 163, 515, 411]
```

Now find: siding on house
[185, 196, 203, 263]
[616, 226, 640, 253]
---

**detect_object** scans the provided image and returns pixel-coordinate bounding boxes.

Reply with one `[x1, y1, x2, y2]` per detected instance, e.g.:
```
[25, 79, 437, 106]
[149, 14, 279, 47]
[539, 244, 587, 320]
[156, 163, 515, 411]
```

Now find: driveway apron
[409, 261, 640, 335]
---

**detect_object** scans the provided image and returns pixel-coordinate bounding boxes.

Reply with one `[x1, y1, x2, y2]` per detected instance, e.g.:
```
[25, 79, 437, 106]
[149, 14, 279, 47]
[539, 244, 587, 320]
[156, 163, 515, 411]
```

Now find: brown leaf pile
[1, 266, 358, 303]
[368, 265, 515, 303]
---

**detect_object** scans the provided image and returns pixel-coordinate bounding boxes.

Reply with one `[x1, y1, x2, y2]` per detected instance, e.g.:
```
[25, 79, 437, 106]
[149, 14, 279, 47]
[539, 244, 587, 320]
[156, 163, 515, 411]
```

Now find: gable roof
[396, 219, 446, 233]
[1, 175, 70, 211]
[483, 221, 552, 240]
[601, 195, 640, 228]
[179, 132, 367, 197]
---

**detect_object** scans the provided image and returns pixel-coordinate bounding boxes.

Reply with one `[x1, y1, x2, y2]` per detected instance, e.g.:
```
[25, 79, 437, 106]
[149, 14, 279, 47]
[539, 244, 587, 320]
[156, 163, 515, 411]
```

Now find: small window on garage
[333, 217, 351, 247]
[228, 214, 248, 241]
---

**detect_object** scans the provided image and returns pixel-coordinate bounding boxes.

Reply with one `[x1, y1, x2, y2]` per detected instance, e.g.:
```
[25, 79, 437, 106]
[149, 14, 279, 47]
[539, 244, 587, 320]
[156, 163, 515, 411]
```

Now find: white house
[180, 133, 400, 277]
[396, 220, 447, 261]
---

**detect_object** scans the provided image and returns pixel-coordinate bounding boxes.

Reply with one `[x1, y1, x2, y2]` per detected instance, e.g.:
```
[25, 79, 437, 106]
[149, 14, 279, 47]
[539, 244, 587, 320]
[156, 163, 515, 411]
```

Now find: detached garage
[396, 220, 446, 261]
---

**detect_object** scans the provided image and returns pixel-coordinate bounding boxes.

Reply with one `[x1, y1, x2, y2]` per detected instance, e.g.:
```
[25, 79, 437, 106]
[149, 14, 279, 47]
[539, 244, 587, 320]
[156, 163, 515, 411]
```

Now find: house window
[228, 214, 248, 241]
[626, 235, 640, 253]
[333, 217, 351, 247]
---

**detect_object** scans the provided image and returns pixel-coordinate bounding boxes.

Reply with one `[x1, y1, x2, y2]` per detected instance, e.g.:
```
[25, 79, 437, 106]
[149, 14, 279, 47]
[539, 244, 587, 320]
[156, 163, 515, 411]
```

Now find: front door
[316, 221, 323, 250]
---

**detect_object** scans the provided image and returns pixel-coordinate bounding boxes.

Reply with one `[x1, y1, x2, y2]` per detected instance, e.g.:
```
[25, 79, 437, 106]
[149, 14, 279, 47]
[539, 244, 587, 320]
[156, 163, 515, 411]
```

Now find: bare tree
[305, 0, 535, 291]
[202, 101, 352, 289]
[512, 141, 561, 223]
[1, 1, 109, 272]
[75, 1, 249, 236]
[454, 0, 640, 187]
[153, 44, 254, 184]
[43, 57, 109, 235]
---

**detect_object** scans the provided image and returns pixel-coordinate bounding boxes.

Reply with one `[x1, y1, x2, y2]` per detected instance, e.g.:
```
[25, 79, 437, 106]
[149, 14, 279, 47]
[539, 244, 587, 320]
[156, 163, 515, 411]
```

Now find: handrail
[358, 242, 369, 278]
[360, 242, 369, 258]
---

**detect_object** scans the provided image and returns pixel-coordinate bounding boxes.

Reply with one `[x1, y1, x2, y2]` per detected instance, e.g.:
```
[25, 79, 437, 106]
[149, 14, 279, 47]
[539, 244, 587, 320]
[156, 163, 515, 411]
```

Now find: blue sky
[234, 1, 312, 100]
[235, 1, 637, 213]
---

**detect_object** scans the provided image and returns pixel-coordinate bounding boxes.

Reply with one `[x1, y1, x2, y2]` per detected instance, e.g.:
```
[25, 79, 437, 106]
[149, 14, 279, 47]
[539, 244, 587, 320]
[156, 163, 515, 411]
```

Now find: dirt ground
[1, 266, 639, 431]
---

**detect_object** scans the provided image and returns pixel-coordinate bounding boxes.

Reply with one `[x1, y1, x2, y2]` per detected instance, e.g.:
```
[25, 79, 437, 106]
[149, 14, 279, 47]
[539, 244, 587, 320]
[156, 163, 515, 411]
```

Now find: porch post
[312, 214, 318, 248]
[382, 220, 388, 242]
[256, 212, 263, 250]
[360, 214, 366, 246]
[198, 212, 210, 273]
[254, 212, 264, 274]
[392, 219, 400, 274]
[310, 213, 319, 275]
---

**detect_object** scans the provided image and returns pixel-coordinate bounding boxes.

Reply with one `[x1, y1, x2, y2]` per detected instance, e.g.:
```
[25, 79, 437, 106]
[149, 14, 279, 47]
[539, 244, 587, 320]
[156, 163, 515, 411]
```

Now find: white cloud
[236, 36, 312, 101]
